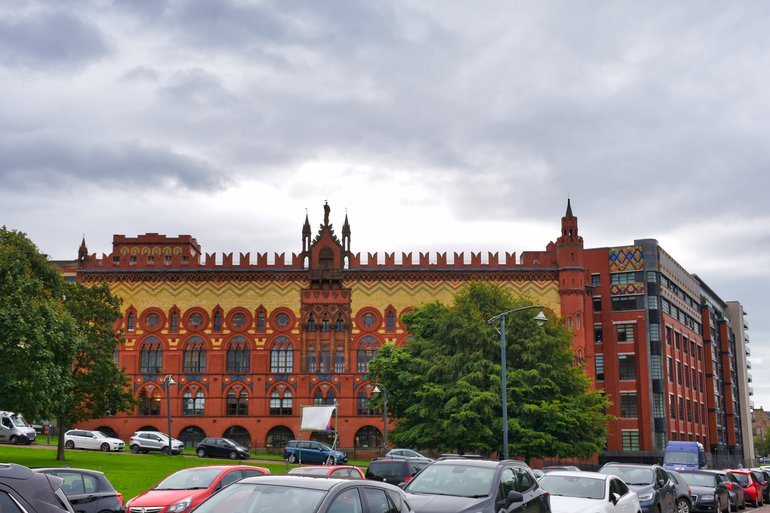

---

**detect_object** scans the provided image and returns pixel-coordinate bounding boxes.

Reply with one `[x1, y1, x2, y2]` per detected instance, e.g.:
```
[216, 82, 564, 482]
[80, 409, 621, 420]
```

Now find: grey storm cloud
[0, 10, 108, 70]
[0, 136, 228, 191]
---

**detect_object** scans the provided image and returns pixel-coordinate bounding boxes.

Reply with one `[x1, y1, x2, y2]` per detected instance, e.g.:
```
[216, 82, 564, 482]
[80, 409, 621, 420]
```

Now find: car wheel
[9, 436, 17, 445]
[677, 498, 691, 513]
[197, 448, 206, 458]
[100, 443, 110, 452]
[130, 444, 140, 454]
[324, 456, 335, 466]
[229, 451, 237, 460]
[287, 454, 297, 464]
[65, 440, 75, 449]
[162, 446, 170, 455]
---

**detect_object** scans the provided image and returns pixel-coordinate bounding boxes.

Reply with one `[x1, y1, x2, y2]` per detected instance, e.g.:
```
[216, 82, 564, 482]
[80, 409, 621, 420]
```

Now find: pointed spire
[565, 198, 573, 217]
[303, 212, 311, 235]
[78, 235, 88, 263]
[342, 213, 350, 237]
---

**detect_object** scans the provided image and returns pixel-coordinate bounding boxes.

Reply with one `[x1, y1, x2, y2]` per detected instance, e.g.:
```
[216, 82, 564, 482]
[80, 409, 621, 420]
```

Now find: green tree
[55, 281, 137, 460]
[0, 227, 77, 423]
[756, 428, 770, 458]
[368, 282, 610, 461]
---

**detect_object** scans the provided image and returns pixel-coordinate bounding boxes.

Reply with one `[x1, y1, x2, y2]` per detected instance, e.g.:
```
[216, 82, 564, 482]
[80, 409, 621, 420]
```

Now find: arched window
[182, 388, 205, 416]
[320, 345, 331, 373]
[321, 314, 330, 332]
[140, 337, 163, 374]
[266, 426, 293, 453]
[213, 309, 223, 332]
[257, 310, 266, 332]
[179, 426, 206, 449]
[386, 309, 396, 332]
[223, 426, 250, 449]
[576, 313, 582, 329]
[226, 388, 248, 416]
[270, 337, 293, 373]
[334, 345, 344, 373]
[357, 390, 376, 415]
[354, 426, 383, 450]
[335, 313, 345, 332]
[357, 337, 379, 373]
[270, 388, 292, 416]
[138, 388, 161, 416]
[169, 309, 179, 332]
[307, 348, 316, 373]
[307, 314, 316, 332]
[127, 311, 136, 332]
[313, 386, 336, 406]
[567, 316, 573, 329]
[226, 337, 250, 373]
[183, 337, 206, 373]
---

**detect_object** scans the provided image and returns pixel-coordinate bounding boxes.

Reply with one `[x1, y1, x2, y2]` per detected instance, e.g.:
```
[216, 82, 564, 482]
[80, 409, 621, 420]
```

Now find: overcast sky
[2, 1, 769, 413]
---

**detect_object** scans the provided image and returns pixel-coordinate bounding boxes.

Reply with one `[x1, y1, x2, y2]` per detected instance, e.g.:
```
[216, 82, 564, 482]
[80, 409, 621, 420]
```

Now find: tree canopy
[368, 282, 610, 460]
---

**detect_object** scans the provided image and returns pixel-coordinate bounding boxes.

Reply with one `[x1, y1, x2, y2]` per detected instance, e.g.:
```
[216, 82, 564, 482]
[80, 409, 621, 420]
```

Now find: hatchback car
[288, 465, 365, 479]
[0, 463, 75, 513]
[677, 470, 730, 513]
[750, 468, 770, 503]
[196, 437, 250, 460]
[728, 470, 763, 507]
[129, 430, 184, 455]
[365, 458, 431, 486]
[64, 430, 125, 452]
[700, 470, 744, 512]
[35, 468, 124, 513]
[126, 464, 269, 513]
[283, 440, 348, 464]
[182, 474, 413, 513]
[538, 470, 641, 513]
[403, 457, 551, 513]
[385, 449, 434, 461]
[598, 463, 676, 513]
[667, 470, 693, 513]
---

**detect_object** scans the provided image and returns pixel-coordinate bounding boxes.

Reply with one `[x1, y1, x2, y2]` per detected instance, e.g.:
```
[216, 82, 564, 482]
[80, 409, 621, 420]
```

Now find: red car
[126, 464, 269, 513]
[729, 469, 764, 507]
[287, 465, 365, 479]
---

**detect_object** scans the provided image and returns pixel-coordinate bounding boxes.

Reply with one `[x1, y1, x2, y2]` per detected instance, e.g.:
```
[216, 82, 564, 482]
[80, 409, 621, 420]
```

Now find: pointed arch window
[307, 348, 316, 373]
[335, 313, 345, 332]
[321, 314, 330, 332]
[357, 337, 379, 373]
[226, 337, 250, 373]
[169, 310, 179, 332]
[257, 310, 266, 333]
[182, 388, 205, 416]
[127, 311, 136, 332]
[334, 345, 345, 373]
[386, 310, 396, 332]
[313, 387, 337, 406]
[183, 337, 206, 373]
[213, 309, 223, 332]
[270, 337, 293, 373]
[226, 388, 248, 416]
[139, 388, 161, 416]
[307, 314, 316, 332]
[320, 345, 331, 373]
[357, 390, 376, 415]
[140, 337, 163, 374]
[270, 388, 293, 416]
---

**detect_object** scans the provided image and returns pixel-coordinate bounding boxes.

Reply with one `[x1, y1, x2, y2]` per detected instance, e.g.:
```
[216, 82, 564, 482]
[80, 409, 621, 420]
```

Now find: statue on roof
[324, 201, 330, 225]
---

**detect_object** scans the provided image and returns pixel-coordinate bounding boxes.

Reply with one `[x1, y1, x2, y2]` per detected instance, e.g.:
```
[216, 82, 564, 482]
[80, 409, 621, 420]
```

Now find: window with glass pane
[257, 311, 265, 332]
[591, 274, 600, 286]
[170, 311, 179, 332]
[320, 345, 331, 373]
[595, 354, 604, 381]
[183, 337, 206, 373]
[183, 389, 205, 416]
[140, 337, 163, 374]
[620, 393, 638, 418]
[226, 337, 249, 373]
[616, 324, 635, 342]
[335, 313, 345, 332]
[270, 389, 292, 415]
[127, 312, 136, 331]
[226, 389, 248, 416]
[270, 338, 293, 373]
[213, 310, 223, 331]
[357, 390, 375, 415]
[594, 324, 603, 343]
[334, 346, 345, 373]
[357, 337, 379, 373]
[622, 430, 640, 451]
[307, 348, 316, 373]
[139, 388, 161, 416]
[618, 354, 636, 380]
[386, 310, 396, 332]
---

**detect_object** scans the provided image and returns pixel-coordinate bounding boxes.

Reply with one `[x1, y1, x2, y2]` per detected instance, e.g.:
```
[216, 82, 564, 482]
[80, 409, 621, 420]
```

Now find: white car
[538, 470, 642, 513]
[64, 429, 125, 452]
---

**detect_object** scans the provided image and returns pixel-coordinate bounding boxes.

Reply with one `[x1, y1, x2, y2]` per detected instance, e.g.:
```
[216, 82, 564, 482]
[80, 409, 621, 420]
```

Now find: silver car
[129, 430, 184, 455]
[64, 430, 124, 452]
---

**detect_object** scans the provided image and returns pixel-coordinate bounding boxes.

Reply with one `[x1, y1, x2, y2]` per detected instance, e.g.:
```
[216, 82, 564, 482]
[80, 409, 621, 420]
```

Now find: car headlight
[701, 494, 715, 501]
[638, 491, 654, 502]
[167, 496, 193, 512]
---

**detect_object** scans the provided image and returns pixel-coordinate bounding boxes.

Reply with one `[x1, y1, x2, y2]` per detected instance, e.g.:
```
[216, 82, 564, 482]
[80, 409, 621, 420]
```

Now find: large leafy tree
[368, 282, 610, 461]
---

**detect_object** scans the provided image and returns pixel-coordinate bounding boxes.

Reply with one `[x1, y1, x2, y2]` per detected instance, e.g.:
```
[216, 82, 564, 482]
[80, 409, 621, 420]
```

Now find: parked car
[181, 474, 413, 513]
[126, 464, 269, 513]
[129, 430, 184, 455]
[750, 468, 770, 503]
[541, 465, 581, 473]
[365, 457, 431, 486]
[34, 468, 125, 513]
[63, 430, 125, 452]
[385, 448, 434, 461]
[0, 462, 75, 513]
[667, 469, 693, 513]
[728, 469, 763, 507]
[0, 411, 37, 445]
[403, 457, 551, 513]
[677, 470, 730, 513]
[288, 465, 365, 479]
[598, 463, 676, 513]
[538, 470, 641, 513]
[283, 440, 347, 465]
[700, 470, 744, 512]
[196, 437, 250, 460]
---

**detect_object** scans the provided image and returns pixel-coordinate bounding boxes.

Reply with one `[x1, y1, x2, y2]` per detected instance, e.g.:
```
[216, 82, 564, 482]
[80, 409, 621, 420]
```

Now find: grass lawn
[0, 444, 291, 501]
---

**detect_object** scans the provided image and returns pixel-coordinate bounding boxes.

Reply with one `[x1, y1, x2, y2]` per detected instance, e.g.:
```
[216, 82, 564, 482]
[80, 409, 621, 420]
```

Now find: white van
[0, 411, 37, 445]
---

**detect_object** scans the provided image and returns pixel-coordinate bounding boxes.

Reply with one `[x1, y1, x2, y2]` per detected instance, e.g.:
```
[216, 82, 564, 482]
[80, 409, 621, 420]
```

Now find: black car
[667, 470, 693, 513]
[701, 470, 745, 511]
[750, 468, 770, 503]
[35, 468, 125, 513]
[598, 463, 677, 513]
[0, 463, 75, 513]
[678, 470, 730, 513]
[176, 474, 414, 513]
[403, 457, 551, 513]
[196, 437, 250, 460]
[365, 458, 431, 486]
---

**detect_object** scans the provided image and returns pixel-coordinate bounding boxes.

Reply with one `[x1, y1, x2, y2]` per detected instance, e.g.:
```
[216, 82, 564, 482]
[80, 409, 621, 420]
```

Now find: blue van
[663, 441, 706, 471]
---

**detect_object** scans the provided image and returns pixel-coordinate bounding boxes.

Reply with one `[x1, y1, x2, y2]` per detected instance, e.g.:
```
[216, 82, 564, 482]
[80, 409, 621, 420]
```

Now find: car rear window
[368, 461, 406, 478]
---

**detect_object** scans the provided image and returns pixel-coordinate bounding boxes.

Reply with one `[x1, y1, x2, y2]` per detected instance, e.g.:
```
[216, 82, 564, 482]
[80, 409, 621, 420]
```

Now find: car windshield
[733, 473, 749, 486]
[680, 473, 716, 487]
[539, 475, 605, 500]
[600, 466, 653, 486]
[663, 452, 698, 465]
[10, 414, 30, 427]
[191, 482, 326, 513]
[406, 464, 494, 497]
[155, 468, 222, 490]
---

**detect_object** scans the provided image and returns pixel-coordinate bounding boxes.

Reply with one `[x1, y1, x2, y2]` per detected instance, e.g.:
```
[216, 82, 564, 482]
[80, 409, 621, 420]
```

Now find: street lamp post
[373, 385, 389, 453]
[163, 374, 175, 455]
[487, 306, 547, 460]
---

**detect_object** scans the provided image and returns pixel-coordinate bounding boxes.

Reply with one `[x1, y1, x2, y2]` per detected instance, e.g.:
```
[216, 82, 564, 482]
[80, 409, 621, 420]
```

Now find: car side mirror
[506, 491, 524, 507]
[610, 492, 621, 505]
